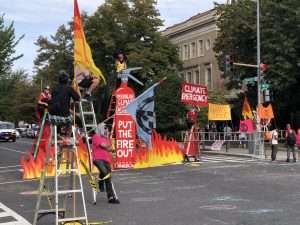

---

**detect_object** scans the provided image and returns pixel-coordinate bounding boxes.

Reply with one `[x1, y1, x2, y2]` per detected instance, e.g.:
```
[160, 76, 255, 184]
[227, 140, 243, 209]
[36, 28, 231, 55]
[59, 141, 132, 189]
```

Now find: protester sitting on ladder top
[115, 52, 127, 73]
[75, 65, 99, 100]
[48, 70, 80, 134]
[92, 129, 120, 204]
[36, 85, 51, 122]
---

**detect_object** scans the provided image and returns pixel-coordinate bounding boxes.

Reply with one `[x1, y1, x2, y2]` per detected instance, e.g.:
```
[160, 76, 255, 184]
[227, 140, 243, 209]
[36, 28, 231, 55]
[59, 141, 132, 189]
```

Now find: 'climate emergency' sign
[181, 83, 208, 106]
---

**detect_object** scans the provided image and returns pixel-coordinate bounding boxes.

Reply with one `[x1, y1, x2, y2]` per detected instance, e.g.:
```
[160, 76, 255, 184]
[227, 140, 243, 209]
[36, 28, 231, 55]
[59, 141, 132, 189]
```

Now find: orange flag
[242, 96, 254, 120]
[73, 0, 106, 83]
[257, 104, 274, 119]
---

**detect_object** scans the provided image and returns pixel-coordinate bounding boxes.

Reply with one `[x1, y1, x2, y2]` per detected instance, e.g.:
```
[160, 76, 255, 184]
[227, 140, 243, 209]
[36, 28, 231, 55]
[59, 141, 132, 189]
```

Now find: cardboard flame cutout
[20, 124, 93, 180]
[133, 131, 184, 169]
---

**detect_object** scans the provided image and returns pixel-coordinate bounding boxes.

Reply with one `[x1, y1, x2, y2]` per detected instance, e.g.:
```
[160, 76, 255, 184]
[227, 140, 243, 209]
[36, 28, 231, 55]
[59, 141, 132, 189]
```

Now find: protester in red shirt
[92, 132, 120, 204]
[36, 86, 51, 121]
[186, 109, 198, 129]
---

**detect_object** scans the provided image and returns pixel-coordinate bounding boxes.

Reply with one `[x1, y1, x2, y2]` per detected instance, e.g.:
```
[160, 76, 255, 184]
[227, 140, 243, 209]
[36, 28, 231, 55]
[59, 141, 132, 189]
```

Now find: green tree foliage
[214, 0, 300, 125]
[0, 15, 24, 77]
[34, 0, 185, 137]
[34, 25, 73, 86]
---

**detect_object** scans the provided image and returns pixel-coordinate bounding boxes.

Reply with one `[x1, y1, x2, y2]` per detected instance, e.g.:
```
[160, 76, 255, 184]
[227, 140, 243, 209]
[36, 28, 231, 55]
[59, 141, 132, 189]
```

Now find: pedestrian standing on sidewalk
[286, 128, 297, 162]
[270, 128, 278, 161]
[296, 129, 300, 160]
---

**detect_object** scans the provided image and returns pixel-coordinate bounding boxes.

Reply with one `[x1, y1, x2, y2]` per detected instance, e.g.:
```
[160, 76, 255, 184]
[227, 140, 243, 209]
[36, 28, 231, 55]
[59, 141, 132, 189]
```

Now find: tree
[34, 25, 73, 86]
[0, 15, 24, 77]
[214, 0, 300, 127]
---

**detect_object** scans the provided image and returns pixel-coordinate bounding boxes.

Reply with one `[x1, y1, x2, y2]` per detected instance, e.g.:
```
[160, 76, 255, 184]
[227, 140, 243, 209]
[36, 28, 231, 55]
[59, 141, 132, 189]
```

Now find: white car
[0, 121, 17, 142]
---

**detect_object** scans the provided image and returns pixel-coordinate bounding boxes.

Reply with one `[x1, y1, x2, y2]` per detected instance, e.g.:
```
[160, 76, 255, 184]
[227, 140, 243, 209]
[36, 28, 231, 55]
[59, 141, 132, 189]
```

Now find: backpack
[287, 132, 296, 146]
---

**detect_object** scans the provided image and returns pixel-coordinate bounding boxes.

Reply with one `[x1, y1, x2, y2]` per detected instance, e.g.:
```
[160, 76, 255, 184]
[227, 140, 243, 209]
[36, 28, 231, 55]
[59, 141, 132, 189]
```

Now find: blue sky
[0, 0, 226, 74]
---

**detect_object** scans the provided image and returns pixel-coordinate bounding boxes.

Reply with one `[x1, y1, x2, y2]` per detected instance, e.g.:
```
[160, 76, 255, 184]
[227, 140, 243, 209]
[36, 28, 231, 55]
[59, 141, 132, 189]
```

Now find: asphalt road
[0, 138, 300, 225]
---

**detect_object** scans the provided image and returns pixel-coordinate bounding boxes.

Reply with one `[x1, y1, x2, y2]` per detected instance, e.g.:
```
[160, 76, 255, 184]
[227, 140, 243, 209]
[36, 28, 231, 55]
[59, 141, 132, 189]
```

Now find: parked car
[0, 121, 16, 142]
[16, 127, 28, 137]
[26, 127, 39, 138]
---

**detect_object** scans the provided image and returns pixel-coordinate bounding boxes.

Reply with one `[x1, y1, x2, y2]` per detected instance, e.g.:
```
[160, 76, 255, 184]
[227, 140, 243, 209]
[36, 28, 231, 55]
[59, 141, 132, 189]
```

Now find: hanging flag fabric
[239, 119, 255, 133]
[73, 0, 106, 83]
[125, 82, 160, 147]
[257, 104, 274, 119]
[208, 103, 231, 121]
[242, 96, 254, 120]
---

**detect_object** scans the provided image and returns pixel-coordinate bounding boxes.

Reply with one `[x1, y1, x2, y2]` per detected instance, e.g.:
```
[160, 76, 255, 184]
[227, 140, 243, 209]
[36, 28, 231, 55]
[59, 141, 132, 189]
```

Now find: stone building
[162, 9, 224, 90]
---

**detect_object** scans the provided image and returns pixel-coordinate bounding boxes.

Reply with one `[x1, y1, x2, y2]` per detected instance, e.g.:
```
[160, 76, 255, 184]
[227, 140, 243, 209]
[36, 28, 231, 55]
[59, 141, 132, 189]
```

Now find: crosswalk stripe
[0, 202, 31, 225]
[200, 156, 256, 163]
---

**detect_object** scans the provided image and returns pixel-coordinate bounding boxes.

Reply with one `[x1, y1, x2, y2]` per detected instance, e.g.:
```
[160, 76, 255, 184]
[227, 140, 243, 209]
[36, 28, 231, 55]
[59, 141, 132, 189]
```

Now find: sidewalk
[202, 143, 299, 161]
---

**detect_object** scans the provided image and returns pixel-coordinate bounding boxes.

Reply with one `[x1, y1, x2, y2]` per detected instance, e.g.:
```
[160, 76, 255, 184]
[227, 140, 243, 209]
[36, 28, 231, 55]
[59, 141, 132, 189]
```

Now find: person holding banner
[92, 131, 120, 204]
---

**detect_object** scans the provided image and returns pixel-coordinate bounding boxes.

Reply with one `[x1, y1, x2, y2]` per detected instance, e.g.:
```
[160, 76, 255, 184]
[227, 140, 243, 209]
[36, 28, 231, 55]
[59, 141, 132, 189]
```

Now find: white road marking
[0, 169, 23, 174]
[200, 156, 257, 163]
[15, 140, 33, 145]
[0, 165, 20, 169]
[0, 202, 31, 225]
[0, 179, 35, 185]
[0, 146, 24, 154]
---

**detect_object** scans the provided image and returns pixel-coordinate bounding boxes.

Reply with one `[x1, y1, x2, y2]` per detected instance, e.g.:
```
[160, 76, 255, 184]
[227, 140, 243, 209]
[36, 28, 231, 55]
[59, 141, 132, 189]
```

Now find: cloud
[0, 0, 227, 73]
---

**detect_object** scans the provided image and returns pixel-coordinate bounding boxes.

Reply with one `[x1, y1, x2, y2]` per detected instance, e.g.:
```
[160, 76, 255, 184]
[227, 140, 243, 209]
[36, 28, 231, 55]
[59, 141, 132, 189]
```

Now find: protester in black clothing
[49, 71, 80, 117]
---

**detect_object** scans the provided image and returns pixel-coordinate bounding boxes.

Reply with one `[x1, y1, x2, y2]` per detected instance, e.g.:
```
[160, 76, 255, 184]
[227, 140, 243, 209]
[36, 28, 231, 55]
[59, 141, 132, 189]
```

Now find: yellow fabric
[73, 0, 106, 84]
[208, 103, 231, 121]
[115, 61, 127, 73]
[242, 96, 254, 120]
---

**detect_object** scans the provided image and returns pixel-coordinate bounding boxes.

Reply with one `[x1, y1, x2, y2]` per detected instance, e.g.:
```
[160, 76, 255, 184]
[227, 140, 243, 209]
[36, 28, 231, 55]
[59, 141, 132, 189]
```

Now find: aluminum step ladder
[33, 124, 89, 225]
[77, 99, 99, 204]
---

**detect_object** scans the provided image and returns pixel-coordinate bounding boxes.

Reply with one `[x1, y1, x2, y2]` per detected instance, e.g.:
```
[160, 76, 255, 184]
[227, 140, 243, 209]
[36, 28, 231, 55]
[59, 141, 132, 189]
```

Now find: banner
[181, 82, 208, 106]
[208, 103, 231, 121]
[257, 104, 274, 119]
[242, 96, 254, 120]
[126, 82, 159, 148]
[239, 119, 255, 133]
[115, 86, 136, 168]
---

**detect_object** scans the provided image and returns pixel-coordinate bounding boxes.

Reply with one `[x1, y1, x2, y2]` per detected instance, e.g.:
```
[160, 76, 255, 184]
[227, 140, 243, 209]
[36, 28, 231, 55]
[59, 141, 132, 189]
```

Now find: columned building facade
[162, 9, 224, 90]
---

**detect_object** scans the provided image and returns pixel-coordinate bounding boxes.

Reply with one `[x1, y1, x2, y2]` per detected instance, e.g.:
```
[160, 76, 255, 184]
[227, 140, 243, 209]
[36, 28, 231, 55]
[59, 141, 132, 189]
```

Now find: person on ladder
[114, 51, 127, 89]
[92, 129, 120, 204]
[48, 70, 80, 137]
[75, 65, 99, 101]
[36, 85, 51, 123]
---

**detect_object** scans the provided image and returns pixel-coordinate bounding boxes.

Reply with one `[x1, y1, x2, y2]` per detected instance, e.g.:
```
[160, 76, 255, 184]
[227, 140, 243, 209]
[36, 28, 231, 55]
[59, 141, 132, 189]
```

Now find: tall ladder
[77, 99, 99, 204]
[33, 124, 88, 225]
[106, 92, 116, 139]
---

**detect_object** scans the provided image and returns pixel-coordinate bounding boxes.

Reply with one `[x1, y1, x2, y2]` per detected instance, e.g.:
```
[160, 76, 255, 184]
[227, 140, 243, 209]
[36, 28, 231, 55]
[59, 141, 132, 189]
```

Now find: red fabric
[239, 120, 254, 133]
[296, 134, 300, 147]
[38, 92, 51, 102]
[92, 134, 112, 164]
[187, 110, 198, 123]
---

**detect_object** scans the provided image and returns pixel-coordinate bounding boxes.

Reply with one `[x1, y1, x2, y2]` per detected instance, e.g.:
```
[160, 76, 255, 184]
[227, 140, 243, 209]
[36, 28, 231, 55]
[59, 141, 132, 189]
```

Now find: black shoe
[286, 159, 290, 162]
[108, 197, 120, 204]
[294, 159, 297, 162]
[84, 93, 92, 101]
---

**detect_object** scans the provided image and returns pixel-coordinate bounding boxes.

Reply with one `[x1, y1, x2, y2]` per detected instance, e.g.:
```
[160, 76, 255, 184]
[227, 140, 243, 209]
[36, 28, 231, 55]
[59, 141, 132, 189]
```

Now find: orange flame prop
[133, 131, 184, 169]
[20, 124, 94, 180]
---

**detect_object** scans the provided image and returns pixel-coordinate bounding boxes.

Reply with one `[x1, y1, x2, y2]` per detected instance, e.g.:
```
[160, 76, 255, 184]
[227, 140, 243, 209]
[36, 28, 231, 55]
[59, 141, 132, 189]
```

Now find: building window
[194, 70, 200, 84]
[177, 45, 182, 60]
[184, 44, 189, 60]
[187, 71, 192, 83]
[206, 39, 211, 50]
[190, 42, 197, 58]
[198, 40, 204, 56]
[205, 65, 212, 89]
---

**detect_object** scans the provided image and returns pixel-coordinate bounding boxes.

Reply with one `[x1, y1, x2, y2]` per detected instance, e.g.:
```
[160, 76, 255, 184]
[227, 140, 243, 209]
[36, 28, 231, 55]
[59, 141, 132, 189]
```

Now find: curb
[201, 150, 263, 160]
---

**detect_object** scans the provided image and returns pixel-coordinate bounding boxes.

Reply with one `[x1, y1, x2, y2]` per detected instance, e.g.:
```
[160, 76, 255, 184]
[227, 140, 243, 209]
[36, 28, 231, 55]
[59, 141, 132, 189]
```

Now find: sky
[0, 0, 226, 73]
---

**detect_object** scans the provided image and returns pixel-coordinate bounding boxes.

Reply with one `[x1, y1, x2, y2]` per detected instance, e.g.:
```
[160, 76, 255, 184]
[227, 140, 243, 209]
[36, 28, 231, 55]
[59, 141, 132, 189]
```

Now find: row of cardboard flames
[20, 126, 184, 180]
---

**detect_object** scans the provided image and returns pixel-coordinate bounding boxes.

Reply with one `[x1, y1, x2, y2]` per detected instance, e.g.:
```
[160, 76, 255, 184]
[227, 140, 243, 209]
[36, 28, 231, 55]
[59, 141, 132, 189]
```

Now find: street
[0, 139, 300, 225]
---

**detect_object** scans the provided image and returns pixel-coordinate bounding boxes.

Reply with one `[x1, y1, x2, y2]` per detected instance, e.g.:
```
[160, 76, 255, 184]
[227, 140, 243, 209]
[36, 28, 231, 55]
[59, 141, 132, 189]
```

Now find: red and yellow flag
[73, 0, 106, 83]
[242, 96, 254, 120]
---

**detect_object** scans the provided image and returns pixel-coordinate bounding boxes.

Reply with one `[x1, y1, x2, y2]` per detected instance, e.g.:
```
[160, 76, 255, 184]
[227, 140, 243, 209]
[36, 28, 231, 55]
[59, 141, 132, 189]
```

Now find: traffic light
[260, 63, 268, 74]
[225, 55, 234, 72]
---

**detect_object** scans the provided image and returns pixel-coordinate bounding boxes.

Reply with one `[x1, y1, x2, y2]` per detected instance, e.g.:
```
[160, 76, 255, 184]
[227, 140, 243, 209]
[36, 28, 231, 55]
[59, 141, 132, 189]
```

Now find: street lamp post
[256, 0, 264, 157]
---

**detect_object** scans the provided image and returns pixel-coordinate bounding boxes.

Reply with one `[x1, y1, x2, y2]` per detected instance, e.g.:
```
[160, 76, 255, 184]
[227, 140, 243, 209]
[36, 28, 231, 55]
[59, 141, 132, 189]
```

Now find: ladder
[106, 92, 116, 140]
[33, 124, 88, 225]
[77, 99, 99, 204]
